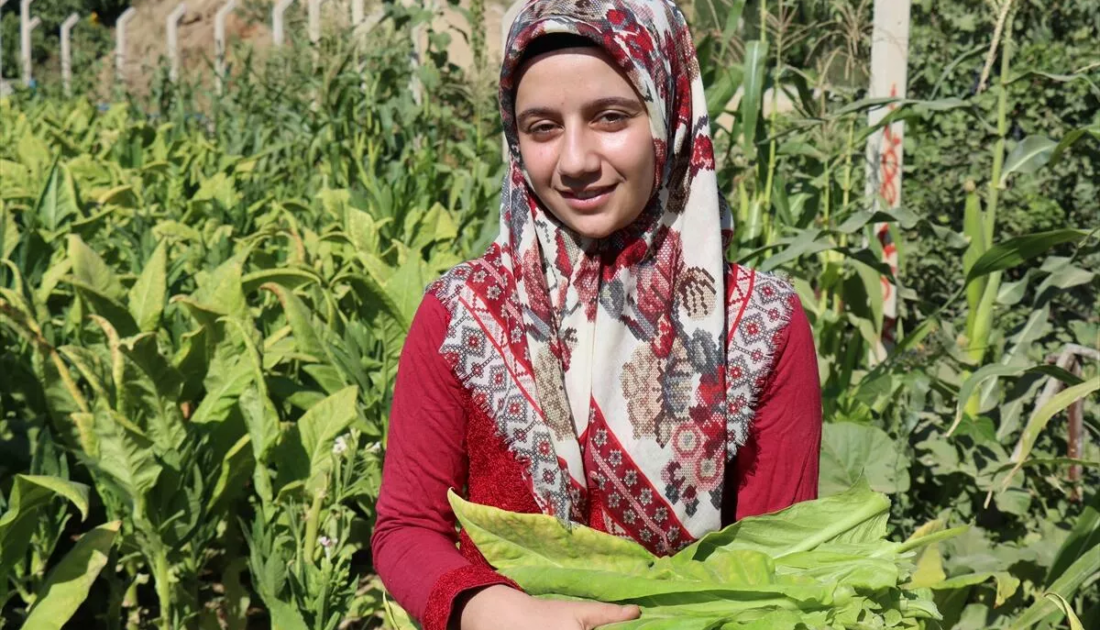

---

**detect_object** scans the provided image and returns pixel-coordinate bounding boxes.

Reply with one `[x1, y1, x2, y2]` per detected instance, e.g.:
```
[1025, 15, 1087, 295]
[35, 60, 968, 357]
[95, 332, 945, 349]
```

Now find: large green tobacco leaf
[773, 549, 899, 592]
[128, 240, 167, 333]
[501, 565, 836, 607]
[34, 159, 82, 236]
[819, 422, 909, 496]
[189, 336, 253, 426]
[92, 409, 163, 504]
[677, 480, 890, 562]
[385, 254, 432, 328]
[926, 572, 1020, 607]
[0, 475, 91, 580]
[173, 257, 249, 328]
[22, 521, 120, 630]
[67, 235, 124, 301]
[342, 272, 408, 328]
[261, 283, 335, 365]
[241, 268, 321, 295]
[448, 489, 655, 574]
[279, 386, 360, 494]
[266, 599, 311, 630]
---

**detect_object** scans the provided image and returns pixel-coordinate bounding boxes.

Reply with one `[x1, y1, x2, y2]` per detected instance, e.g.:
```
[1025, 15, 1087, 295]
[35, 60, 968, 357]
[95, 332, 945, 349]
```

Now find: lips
[561, 185, 616, 199]
[558, 184, 617, 211]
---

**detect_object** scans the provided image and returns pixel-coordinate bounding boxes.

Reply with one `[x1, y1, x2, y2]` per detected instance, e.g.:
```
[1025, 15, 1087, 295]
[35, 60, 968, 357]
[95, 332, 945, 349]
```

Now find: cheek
[518, 140, 557, 188]
[605, 128, 656, 200]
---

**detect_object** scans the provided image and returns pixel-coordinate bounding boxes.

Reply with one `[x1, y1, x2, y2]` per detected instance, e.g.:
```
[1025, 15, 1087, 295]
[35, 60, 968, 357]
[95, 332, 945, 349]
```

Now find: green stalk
[152, 550, 174, 630]
[840, 119, 856, 222]
[964, 10, 1015, 415]
[303, 490, 326, 563]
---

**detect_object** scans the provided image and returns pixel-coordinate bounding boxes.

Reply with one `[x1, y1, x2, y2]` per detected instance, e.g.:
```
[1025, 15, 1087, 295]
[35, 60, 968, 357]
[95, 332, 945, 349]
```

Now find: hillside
[111, 0, 513, 90]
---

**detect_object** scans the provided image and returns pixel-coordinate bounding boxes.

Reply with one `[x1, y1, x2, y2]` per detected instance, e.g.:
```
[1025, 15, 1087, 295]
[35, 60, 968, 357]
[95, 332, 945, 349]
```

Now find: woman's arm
[729, 294, 822, 522]
[371, 293, 517, 629]
[373, 293, 642, 630]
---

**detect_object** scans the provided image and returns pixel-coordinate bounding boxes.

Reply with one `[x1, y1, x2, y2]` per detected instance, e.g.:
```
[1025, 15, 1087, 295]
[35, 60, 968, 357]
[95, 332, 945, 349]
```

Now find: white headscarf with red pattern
[429, 0, 791, 554]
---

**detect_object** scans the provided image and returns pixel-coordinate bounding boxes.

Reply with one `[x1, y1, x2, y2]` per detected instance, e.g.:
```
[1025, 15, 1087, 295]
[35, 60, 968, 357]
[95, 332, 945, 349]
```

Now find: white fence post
[352, 0, 364, 26]
[273, 0, 295, 47]
[20, 0, 34, 87]
[0, 0, 9, 85]
[215, 0, 238, 94]
[167, 2, 187, 83]
[24, 16, 40, 86]
[61, 12, 80, 96]
[864, 0, 912, 359]
[308, 0, 323, 65]
[116, 7, 137, 83]
[407, 0, 437, 106]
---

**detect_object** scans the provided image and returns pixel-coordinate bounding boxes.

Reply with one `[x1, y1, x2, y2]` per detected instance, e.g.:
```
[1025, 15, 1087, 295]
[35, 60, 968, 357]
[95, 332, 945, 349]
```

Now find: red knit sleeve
[732, 294, 822, 521]
[371, 293, 518, 630]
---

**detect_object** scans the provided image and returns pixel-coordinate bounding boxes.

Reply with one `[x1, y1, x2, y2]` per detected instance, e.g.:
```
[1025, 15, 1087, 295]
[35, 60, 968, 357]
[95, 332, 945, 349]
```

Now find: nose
[557, 124, 600, 183]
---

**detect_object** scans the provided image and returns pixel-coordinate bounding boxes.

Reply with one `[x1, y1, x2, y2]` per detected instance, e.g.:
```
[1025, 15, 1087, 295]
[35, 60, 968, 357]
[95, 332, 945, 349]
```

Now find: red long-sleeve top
[371, 291, 822, 630]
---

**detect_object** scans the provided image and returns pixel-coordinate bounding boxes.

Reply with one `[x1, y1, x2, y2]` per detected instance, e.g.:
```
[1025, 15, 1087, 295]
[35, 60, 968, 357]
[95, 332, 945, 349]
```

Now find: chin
[554, 208, 628, 240]
[568, 218, 620, 240]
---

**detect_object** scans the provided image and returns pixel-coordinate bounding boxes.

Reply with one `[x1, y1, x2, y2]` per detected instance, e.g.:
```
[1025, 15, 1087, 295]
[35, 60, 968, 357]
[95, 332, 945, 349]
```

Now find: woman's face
[514, 46, 656, 240]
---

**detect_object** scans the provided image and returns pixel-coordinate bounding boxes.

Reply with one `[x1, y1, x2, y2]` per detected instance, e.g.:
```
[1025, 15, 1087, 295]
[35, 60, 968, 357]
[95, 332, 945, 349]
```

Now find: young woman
[371, 1, 822, 628]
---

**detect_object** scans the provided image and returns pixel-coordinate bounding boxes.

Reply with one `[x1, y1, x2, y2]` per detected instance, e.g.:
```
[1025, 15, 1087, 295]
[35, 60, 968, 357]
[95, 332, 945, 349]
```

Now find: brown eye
[526, 122, 557, 137]
[597, 111, 630, 128]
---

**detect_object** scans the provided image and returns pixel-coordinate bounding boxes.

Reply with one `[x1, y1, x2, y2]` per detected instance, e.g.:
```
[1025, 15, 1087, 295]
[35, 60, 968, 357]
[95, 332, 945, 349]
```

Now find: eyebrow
[516, 96, 643, 123]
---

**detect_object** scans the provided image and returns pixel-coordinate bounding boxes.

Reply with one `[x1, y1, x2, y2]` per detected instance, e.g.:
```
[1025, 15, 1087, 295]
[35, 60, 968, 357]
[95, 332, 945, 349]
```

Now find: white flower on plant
[332, 435, 349, 455]
[318, 535, 337, 559]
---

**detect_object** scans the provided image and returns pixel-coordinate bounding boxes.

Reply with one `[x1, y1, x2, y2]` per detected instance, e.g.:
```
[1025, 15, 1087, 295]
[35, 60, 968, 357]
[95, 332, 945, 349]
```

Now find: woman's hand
[456, 584, 641, 630]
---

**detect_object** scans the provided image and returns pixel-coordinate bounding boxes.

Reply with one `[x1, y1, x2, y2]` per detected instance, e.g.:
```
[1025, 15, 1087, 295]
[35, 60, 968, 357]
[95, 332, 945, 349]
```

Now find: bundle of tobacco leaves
[449, 480, 966, 629]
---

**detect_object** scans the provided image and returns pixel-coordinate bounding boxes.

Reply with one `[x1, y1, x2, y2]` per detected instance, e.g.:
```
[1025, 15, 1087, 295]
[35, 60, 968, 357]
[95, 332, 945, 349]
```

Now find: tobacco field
[0, 0, 1097, 628]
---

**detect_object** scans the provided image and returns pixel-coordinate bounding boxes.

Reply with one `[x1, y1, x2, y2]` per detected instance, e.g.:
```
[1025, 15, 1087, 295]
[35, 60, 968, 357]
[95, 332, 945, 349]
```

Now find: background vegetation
[0, 0, 1097, 628]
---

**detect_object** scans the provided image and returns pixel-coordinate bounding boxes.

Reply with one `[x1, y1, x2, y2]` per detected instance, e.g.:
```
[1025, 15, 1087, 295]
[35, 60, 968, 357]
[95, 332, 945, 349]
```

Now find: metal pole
[61, 13, 80, 96]
[864, 0, 911, 361]
[116, 7, 137, 83]
[20, 0, 34, 87]
[167, 2, 187, 84]
[273, 0, 295, 47]
[215, 0, 237, 94]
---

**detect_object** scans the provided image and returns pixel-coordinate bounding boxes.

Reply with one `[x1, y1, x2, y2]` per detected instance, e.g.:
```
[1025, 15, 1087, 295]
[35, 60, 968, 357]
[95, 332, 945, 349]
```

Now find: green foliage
[0, 0, 1097, 628]
[0, 1, 115, 86]
[449, 483, 958, 628]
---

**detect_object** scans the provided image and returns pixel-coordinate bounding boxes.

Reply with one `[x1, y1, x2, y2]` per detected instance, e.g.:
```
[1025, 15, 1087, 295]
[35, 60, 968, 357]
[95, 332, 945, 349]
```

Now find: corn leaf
[999, 135, 1057, 186]
[964, 229, 1092, 286]
[739, 41, 768, 158]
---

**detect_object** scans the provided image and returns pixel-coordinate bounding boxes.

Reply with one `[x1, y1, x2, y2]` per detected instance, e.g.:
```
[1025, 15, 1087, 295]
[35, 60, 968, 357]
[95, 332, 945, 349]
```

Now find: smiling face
[514, 46, 656, 240]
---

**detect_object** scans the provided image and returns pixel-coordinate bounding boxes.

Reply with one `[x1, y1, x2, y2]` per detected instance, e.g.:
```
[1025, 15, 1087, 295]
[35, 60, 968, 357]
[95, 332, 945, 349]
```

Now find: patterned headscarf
[428, 0, 787, 555]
